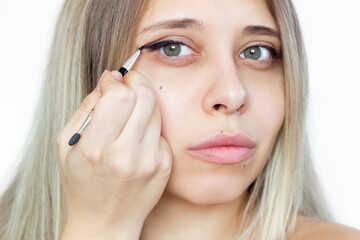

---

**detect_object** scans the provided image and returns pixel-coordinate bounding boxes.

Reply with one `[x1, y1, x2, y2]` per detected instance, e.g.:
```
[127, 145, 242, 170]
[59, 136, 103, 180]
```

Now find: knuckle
[135, 84, 155, 101]
[56, 128, 70, 151]
[151, 112, 162, 131]
[109, 150, 137, 179]
[107, 86, 136, 103]
[123, 70, 138, 82]
[111, 151, 157, 180]
[113, 161, 137, 179]
[124, 71, 154, 100]
[56, 130, 65, 148]
[101, 74, 114, 88]
[79, 96, 94, 113]
[78, 145, 103, 166]
[159, 155, 172, 174]
[159, 141, 173, 173]
[141, 160, 158, 178]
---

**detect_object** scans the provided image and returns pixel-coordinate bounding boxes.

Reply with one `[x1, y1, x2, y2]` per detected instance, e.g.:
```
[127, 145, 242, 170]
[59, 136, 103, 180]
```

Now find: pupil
[244, 46, 261, 60]
[164, 43, 181, 56]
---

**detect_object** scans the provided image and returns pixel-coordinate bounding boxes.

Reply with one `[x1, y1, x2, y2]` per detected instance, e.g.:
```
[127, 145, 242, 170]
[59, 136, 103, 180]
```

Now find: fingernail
[96, 70, 110, 90]
[111, 70, 123, 81]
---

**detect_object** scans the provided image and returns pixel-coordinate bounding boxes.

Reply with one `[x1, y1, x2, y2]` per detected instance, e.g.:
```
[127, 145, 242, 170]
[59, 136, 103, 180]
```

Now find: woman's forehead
[138, 0, 278, 34]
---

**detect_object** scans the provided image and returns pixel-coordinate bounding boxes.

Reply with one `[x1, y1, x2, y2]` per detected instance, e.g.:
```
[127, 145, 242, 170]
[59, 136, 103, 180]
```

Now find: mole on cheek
[159, 86, 163, 90]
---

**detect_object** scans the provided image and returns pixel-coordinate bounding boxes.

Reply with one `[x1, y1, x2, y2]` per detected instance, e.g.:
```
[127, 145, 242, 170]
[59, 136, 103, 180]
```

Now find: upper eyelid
[142, 40, 200, 60]
[240, 42, 280, 53]
[240, 42, 274, 51]
[240, 44, 281, 59]
[142, 38, 195, 51]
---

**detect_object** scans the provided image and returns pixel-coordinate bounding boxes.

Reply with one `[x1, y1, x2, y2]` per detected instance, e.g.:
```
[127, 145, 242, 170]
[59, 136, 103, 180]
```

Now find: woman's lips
[186, 132, 257, 164]
[187, 146, 255, 164]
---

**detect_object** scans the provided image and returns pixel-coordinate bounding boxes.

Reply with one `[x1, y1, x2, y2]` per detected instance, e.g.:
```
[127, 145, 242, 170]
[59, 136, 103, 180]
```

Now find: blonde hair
[0, 0, 333, 239]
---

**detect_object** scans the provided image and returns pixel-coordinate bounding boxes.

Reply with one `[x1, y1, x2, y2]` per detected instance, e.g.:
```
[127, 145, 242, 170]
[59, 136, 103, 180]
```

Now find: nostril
[214, 104, 221, 110]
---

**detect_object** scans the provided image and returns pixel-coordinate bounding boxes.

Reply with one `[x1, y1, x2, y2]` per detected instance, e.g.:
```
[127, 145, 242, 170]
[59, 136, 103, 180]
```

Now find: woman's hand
[56, 70, 172, 240]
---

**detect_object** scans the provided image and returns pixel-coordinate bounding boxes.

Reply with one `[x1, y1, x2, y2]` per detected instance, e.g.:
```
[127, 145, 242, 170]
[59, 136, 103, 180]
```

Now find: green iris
[164, 43, 181, 56]
[244, 46, 261, 60]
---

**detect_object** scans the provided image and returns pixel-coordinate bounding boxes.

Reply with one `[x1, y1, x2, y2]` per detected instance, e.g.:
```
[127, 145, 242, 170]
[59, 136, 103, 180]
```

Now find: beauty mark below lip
[186, 132, 257, 164]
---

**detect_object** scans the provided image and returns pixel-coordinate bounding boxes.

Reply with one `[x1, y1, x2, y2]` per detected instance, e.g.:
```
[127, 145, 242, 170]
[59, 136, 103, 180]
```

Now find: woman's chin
[163, 175, 249, 206]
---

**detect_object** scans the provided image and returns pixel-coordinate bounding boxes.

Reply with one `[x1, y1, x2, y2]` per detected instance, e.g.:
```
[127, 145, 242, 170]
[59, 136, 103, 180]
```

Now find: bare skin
[291, 216, 360, 240]
[57, 0, 360, 239]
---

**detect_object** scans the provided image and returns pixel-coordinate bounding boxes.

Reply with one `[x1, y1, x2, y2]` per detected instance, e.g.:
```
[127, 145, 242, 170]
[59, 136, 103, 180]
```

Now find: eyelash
[142, 40, 281, 60]
[255, 45, 281, 59]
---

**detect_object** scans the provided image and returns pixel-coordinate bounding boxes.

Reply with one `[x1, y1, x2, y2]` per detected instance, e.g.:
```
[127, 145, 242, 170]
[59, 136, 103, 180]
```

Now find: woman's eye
[160, 43, 193, 57]
[142, 40, 195, 58]
[240, 46, 271, 60]
[141, 40, 198, 65]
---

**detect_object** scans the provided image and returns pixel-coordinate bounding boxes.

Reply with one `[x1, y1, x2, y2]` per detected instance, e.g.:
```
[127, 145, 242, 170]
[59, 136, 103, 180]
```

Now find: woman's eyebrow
[139, 18, 280, 39]
[243, 25, 281, 39]
[139, 18, 204, 34]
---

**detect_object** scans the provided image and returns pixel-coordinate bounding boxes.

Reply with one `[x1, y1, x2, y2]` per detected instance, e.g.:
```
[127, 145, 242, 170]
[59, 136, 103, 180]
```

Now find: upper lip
[187, 132, 257, 150]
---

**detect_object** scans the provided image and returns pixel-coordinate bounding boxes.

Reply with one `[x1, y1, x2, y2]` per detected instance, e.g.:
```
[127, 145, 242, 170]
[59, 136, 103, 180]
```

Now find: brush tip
[139, 46, 144, 51]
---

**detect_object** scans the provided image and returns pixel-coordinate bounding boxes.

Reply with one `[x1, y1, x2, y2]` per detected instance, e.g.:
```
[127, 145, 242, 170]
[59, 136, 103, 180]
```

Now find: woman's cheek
[243, 67, 285, 153]
[133, 56, 186, 137]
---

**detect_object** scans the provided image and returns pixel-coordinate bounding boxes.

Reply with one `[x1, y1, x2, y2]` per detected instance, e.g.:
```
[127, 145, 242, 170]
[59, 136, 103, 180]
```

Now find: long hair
[0, 0, 333, 239]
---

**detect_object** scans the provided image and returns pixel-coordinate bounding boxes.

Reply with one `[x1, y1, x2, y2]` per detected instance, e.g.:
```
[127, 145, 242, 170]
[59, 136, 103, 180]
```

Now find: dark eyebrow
[139, 18, 204, 34]
[243, 25, 281, 38]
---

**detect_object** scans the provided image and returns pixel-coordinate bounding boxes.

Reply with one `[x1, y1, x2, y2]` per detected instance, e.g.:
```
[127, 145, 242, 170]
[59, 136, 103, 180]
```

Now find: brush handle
[119, 67, 128, 76]
[67, 48, 142, 146]
[68, 108, 93, 146]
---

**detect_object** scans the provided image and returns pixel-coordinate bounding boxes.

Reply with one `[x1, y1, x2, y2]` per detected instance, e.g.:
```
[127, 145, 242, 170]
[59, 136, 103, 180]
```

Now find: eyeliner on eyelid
[142, 40, 185, 50]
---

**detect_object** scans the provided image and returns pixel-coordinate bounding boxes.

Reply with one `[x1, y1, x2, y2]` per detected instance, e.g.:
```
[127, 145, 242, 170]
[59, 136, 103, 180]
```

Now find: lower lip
[186, 146, 255, 164]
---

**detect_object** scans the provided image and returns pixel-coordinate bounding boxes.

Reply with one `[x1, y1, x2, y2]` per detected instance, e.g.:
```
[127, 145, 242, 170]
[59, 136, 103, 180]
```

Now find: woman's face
[133, 0, 285, 205]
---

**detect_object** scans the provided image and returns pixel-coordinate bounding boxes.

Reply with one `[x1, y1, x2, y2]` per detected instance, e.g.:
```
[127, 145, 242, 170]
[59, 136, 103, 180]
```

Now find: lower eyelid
[153, 51, 201, 66]
[239, 57, 275, 69]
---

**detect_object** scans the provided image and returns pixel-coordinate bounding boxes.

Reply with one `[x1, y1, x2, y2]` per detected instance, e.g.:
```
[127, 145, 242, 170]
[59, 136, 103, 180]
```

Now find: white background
[0, 0, 359, 229]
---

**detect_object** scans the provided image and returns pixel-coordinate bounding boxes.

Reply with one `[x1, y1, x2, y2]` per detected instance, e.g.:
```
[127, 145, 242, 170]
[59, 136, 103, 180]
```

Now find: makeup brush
[68, 48, 142, 146]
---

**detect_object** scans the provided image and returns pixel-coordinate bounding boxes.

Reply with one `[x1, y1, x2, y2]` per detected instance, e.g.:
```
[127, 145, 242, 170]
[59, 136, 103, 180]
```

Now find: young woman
[1, 0, 359, 239]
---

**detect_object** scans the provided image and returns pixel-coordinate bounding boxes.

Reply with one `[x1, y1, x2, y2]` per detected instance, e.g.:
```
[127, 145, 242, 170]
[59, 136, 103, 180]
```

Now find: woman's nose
[202, 56, 249, 115]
